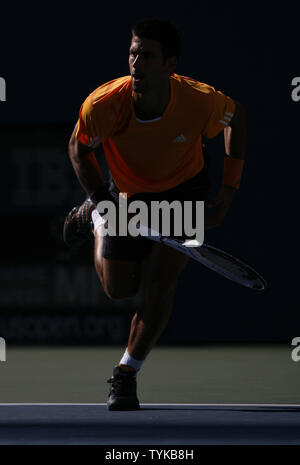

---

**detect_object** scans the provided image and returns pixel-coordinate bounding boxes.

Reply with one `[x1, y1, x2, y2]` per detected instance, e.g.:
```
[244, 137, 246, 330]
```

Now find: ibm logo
[0, 338, 6, 362]
[0, 77, 6, 102]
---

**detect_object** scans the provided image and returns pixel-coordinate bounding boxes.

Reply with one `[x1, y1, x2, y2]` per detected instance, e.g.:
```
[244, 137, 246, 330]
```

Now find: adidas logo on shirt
[172, 133, 187, 143]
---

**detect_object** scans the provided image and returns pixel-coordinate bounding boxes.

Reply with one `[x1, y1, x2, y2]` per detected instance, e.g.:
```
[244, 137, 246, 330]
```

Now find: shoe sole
[107, 401, 140, 411]
[107, 405, 140, 411]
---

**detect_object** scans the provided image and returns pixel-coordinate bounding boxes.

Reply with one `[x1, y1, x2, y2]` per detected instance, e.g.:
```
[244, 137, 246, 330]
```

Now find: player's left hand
[205, 185, 237, 229]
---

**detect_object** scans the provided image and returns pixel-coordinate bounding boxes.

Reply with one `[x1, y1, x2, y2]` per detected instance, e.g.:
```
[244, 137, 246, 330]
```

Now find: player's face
[129, 36, 172, 93]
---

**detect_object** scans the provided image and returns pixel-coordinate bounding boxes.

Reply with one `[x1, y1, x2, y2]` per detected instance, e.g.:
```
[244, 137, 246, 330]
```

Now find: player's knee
[105, 289, 137, 301]
[103, 283, 139, 301]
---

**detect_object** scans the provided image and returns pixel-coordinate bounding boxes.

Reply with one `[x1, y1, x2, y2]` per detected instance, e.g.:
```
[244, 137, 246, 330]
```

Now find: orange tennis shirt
[76, 74, 236, 197]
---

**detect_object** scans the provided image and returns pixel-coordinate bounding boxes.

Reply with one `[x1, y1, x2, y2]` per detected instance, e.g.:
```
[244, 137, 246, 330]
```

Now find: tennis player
[63, 18, 246, 410]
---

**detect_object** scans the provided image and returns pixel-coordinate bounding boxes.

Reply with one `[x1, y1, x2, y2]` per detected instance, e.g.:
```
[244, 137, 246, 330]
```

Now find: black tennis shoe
[63, 198, 95, 248]
[107, 366, 140, 411]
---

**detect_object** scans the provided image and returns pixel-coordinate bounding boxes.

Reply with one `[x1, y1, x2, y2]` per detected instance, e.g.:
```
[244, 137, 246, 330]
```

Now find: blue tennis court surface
[0, 403, 299, 444]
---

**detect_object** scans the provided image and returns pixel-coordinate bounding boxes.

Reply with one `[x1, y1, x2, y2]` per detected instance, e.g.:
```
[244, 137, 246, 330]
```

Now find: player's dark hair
[131, 18, 181, 61]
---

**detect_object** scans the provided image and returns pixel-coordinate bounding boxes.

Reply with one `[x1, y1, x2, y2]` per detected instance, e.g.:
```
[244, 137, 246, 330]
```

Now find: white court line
[0, 403, 299, 407]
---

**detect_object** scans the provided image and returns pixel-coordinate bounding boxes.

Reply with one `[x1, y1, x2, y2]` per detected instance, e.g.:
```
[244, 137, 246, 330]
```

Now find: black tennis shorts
[102, 156, 211, 261]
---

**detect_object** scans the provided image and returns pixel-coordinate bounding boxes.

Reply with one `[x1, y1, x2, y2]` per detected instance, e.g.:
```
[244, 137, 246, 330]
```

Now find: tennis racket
[138, 224, 267, 290]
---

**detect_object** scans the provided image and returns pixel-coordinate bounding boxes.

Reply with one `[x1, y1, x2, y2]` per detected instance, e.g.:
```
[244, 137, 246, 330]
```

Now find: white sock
[91, 208, 107, 234]
[119, 348, 145, 373]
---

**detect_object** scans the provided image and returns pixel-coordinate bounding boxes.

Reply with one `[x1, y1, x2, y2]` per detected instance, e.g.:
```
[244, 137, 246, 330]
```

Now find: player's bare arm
[68, 122, 105, 196]
[224, 101, 246, 160]
[206, 101, 247, 228]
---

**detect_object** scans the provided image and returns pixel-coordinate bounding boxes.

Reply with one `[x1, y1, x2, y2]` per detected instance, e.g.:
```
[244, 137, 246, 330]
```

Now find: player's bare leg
[94, 225, 189, 359]
[93, 224, 189, 410]
[127, 242, 189, 361]
[94, 224, 143, 300]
